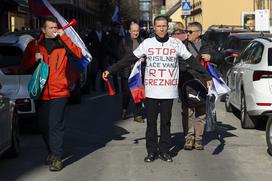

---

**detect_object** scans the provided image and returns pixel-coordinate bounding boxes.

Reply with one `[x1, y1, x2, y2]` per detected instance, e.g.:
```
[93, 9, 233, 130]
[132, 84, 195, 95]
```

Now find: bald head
[129, 23, 140, 39]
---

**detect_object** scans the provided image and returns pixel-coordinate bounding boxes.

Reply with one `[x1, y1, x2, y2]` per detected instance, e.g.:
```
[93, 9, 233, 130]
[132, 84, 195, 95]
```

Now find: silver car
[0, 33, 36, 117]
[0, 82, 20, 157]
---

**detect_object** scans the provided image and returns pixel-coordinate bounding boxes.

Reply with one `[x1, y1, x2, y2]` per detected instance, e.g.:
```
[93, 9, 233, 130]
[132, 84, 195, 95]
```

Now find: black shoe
[144, 153, 157, 162]
[49, 158, 63, 171]
[159, 153, 173, 162]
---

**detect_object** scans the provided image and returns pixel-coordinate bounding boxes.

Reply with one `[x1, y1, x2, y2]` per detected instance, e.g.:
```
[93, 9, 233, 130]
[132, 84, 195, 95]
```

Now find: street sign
[255, 9, 270, 31]
[181, 1, 191, 16]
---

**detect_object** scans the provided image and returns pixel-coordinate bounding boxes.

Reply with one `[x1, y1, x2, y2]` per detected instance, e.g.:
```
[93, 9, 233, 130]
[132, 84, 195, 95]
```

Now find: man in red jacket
[22, 16, 82, 171]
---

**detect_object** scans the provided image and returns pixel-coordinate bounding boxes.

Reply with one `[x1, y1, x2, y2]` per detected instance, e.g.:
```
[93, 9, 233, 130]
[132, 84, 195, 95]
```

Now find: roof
[228, 32, 272, 39]
[0, 33, 34, 50]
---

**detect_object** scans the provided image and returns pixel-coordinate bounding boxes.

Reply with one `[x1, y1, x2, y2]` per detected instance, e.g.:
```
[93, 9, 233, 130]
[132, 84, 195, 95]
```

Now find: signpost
[181, 1, 191, 29]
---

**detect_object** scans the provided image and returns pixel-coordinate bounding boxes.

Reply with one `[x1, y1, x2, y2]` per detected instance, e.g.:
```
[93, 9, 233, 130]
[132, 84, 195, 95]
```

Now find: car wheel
[240, 90, 255, 129]
[225, 93, 232, 112]
[266, 117, 272, 155]
[5, 109, 20, 157]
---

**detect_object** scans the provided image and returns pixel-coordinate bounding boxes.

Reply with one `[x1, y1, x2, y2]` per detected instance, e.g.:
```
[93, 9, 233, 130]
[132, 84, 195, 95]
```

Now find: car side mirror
[225, 56, 235, 63]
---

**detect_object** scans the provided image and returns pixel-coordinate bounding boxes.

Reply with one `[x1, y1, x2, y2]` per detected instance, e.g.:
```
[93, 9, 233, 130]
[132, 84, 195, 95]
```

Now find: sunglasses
[186, 30, 200, 34]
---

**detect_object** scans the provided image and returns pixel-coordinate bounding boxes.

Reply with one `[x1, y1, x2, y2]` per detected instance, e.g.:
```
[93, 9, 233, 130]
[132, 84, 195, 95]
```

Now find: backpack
[181, 78, 208, 108]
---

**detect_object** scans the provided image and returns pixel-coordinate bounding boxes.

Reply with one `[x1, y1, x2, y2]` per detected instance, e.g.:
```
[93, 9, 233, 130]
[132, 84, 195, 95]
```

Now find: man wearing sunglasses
[102, 16, 211, 163]
[181, 22, 223, 151]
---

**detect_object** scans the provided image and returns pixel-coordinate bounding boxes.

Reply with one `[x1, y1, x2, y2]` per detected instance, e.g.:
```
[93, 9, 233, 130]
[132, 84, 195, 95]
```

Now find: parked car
[220, 32, 272, 80]
[0, 33, 36, 118]
[203, 25, 251, 51]
[225, 37, 272, 129]
[0, 82, 20, 158]
[266, 116, 272, 155]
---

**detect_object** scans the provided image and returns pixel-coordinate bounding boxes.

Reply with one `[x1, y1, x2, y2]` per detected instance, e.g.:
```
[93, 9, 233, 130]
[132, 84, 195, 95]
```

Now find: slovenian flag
[128, 59, 145, 103]
[28, 0, 92, 70]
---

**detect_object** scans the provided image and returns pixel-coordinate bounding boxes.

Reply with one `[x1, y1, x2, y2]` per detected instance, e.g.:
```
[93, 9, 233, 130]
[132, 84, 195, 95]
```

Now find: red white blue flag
[128, 59, 145, 103]
[28, 0, 92, 70]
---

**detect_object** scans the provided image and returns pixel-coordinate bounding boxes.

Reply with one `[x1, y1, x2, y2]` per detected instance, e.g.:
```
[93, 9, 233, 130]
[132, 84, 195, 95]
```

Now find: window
[246, 42, 264, 64]
[0, 46, 23, 68]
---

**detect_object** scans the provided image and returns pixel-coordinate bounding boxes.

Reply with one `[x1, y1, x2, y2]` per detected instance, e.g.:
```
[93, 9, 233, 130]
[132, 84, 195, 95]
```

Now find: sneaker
[184, 138, 194, 150]
[194, 140, 204, 150]
[121, 109, 127, 120]
[144, 153, 157, 162]
[134, 116, 144, 123]
[159, 153, 173, 162]
[49, 158, 63, 171]
[45, 153, 54, 165]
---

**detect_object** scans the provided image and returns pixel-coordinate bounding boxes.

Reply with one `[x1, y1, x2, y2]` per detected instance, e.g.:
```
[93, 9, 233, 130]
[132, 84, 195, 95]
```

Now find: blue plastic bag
[28, 59, 49, 100]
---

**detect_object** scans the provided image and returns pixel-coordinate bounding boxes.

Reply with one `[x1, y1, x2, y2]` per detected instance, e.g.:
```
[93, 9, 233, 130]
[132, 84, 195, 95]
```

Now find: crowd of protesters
[22, 14, 224, 171]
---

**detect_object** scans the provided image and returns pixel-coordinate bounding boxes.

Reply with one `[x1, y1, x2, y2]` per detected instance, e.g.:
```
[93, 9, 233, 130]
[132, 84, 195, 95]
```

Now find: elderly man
[120, 22, 145, 123]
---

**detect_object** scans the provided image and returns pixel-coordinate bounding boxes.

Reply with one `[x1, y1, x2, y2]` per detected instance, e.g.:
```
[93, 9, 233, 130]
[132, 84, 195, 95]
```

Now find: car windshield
[268, 48, 272, 66]
[0, 46, 23, 68]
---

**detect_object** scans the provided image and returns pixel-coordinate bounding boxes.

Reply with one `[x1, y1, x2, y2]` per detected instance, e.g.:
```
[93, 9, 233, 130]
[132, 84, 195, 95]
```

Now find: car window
[0, 46, 23, 68]
[268, 48, 272, 66]
[237, 42, 254, 63]
[245, 42, 264, 64]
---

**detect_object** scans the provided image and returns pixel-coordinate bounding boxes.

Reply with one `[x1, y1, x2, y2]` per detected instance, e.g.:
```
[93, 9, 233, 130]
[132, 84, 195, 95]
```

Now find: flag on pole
[28, 0, 92, 70]
[111, 5, 126, 37]
[111, 5, 120, 23]
[128, 59, 145, 103]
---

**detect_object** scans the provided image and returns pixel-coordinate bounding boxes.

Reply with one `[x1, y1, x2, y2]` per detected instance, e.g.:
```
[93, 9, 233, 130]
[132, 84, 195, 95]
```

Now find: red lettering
[163, 48, 169, 55]
[155, 48, 161, 54]
[168, 69, 175, 77]
[158, 69, 166, 77]
[153, 79, 158, 86]
[149, 79, 153, 85]
[148, 48, 154, 55]
[149, 69, 156, 77]
[170, 49, 176, 55]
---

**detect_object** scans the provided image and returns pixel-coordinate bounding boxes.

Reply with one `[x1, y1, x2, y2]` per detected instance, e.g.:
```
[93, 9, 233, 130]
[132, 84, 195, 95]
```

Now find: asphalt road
[0, 93, 272, 181]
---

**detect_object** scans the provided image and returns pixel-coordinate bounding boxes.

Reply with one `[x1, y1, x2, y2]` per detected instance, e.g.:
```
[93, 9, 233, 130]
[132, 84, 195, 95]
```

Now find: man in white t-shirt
[103, 16, 211, 163]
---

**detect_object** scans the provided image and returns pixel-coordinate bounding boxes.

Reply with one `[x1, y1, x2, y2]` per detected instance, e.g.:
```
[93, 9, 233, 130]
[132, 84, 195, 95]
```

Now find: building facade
[0, 0, 114, 35]
[168, 0, 254, 30]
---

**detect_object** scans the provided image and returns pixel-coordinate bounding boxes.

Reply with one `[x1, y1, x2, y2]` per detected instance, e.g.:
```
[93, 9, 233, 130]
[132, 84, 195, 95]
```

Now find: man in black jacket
[120, 22, 144, 123]
[84, 21, 108, 92]
[102, 16, 211, 163]
[181, 22, 222, 150]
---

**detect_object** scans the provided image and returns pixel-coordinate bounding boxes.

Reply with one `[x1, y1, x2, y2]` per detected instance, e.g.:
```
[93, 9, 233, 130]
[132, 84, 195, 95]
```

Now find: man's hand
[56, 29, 65, 37]
[201, 54, 211, 62]
[35, 53, 43, 61]
[207, 80, 212, 89]
[102, 70, 110, 81]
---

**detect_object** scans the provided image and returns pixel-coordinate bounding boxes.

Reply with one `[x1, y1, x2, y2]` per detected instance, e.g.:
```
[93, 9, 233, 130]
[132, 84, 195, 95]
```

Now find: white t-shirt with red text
[133, 37, 191, 99]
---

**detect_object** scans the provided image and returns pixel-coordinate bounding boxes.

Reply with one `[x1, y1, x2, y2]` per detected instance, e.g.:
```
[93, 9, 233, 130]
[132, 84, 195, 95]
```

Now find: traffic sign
[181, 1, 191, 16]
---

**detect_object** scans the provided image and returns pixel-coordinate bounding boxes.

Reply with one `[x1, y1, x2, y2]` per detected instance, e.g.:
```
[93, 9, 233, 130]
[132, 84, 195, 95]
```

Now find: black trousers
[144, 98, 173, 154]
[121, 77, 142, 117]
[38, 97, 68, 159]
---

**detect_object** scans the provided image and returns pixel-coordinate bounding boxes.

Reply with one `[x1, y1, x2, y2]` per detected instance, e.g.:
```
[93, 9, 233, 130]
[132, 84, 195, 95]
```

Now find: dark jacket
[105, 31, 124, 64]
[87, 30, 108, 60]
[180, 37, 220, 89]
[121, 36, 142, 78]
